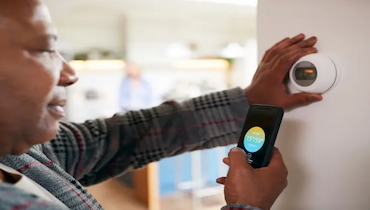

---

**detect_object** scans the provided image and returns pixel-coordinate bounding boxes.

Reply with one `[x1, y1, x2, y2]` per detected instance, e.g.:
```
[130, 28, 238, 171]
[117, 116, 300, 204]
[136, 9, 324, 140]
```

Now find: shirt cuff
[221, 203, 262, 210]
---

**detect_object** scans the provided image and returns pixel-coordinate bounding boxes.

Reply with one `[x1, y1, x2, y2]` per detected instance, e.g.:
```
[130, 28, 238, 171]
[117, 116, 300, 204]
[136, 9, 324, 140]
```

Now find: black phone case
[239, 104, 284, 168]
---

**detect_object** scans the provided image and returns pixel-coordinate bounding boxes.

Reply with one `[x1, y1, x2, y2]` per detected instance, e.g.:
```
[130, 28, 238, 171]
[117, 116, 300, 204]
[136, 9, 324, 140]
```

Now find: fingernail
[293, 33, 304, 39]
[231, 147, 242, 152]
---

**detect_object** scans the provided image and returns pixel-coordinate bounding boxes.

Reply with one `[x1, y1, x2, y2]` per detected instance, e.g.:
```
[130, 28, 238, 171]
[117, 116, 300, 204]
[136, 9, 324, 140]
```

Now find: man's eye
[38, 49, 55, 53]
[29, 49, 57, 58]
[31, 49, 56, 56]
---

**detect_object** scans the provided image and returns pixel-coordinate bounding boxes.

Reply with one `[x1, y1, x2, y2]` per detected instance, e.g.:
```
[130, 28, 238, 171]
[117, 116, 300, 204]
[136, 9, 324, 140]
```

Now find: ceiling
[44, 0, 256, 20]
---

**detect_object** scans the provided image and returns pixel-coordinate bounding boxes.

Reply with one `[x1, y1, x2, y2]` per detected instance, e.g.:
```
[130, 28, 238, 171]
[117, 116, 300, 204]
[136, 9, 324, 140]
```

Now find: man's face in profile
[0, 0, 77, 156]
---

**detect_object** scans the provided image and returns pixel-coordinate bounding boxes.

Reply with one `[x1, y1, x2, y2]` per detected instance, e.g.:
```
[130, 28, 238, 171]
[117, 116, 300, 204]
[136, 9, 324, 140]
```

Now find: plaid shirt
[0, 88, 260, 210]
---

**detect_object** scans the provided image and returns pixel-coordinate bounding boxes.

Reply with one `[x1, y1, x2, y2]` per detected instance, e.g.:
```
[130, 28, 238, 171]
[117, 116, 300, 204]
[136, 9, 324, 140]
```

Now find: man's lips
[47, 99, 66, 118]
[47, 105, 65, 118]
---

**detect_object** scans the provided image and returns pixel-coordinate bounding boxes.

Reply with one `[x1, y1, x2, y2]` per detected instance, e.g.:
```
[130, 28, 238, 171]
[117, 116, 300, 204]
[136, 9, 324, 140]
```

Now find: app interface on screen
[238, 109, 276, 168]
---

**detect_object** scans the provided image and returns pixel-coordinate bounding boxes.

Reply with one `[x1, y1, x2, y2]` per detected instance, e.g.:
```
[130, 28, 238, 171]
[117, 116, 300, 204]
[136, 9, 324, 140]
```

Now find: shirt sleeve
[0, 184, 67, 210]
[43, 87, 250, 186]
[221, 204, 262, 210]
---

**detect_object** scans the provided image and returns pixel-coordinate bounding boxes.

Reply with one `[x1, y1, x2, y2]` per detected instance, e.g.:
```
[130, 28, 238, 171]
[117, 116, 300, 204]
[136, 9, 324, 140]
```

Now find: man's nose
[58, 61, 79, 86]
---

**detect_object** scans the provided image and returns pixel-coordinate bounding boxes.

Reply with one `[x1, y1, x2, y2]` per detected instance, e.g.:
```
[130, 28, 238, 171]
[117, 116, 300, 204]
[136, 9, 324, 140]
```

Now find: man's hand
[217, 147, 288, 210]
[245, 33, 322, 109]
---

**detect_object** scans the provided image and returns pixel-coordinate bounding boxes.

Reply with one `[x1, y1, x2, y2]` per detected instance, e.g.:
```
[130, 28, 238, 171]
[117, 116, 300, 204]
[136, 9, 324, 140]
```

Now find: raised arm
[44, 88, 249, 186]
[43, 33, 322, 188]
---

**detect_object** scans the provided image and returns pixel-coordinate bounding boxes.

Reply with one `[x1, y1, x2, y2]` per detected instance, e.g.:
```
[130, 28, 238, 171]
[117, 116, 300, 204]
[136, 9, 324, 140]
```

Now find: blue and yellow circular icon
[243, 126, 265, 153]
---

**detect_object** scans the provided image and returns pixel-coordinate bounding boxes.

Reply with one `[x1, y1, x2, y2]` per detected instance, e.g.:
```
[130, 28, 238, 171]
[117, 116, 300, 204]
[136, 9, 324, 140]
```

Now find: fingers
[262, 34, 305, 62]
[216, 177, 226, 185]
[228, 147, 249, 166]
[267, 148, 288, 173]
[223, 157, 230, 166]
[268, 148, 284, 166]
[228, 147, 253, 174]
[286, 36, 317, 51]
[261, 38, 290, 62]
[284, 92, 323, 109]
[271, 47, 318, 81]
[266, 148, 289, 186]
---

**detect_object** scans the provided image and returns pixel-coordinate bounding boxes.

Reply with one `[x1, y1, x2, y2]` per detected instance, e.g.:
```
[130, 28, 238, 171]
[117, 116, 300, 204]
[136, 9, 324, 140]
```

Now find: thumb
[228, 147, 252, 170]
[285, 93, 322, 108]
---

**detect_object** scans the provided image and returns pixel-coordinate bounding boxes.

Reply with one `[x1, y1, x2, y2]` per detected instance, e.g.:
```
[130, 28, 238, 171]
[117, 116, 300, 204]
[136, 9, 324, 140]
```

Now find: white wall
[258, 0, 370, 209]
[126, 14, 253, 65]
[54, 7, 126, 52]
[51, 3, 255, 65]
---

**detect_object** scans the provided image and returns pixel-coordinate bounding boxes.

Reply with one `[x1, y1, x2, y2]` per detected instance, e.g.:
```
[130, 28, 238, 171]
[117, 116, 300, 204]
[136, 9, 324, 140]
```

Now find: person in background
[118, 62, 159, 111]
[0, 0, 322, 209]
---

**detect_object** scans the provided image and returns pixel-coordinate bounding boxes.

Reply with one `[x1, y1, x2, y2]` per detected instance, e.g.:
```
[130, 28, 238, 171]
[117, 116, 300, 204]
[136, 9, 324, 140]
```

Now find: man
[0, 0, 321, 209]
[118, 62, 158, 112]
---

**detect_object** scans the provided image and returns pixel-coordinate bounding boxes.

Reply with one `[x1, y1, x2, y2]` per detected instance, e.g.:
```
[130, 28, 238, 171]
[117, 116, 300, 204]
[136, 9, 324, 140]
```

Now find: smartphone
[237, 104, 284, 168]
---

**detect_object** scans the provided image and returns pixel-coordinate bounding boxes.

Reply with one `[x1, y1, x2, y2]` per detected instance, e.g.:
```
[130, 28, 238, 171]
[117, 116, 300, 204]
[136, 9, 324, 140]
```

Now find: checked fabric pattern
[222, 204, 262, 210]
[0, 87, 257, 210]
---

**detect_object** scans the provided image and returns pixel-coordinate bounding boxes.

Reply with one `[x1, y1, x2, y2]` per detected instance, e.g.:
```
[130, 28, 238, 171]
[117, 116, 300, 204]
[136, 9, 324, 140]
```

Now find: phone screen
[238, 106, 282, 168]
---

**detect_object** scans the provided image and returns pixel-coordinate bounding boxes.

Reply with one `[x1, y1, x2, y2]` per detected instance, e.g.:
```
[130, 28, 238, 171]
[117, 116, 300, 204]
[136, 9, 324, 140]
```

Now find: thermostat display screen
[295, 68, 317, 80]
[293, 61, 317, 86]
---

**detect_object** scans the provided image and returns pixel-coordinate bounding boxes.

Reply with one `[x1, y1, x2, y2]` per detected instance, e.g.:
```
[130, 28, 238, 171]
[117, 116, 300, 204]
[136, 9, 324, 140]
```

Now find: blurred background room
[45, 0, 257, 209]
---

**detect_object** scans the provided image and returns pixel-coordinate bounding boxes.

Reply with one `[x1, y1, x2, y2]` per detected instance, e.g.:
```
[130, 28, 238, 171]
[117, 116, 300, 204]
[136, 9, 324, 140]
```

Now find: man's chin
[12, 131, 58, 156]
[38, 118, 60, 141]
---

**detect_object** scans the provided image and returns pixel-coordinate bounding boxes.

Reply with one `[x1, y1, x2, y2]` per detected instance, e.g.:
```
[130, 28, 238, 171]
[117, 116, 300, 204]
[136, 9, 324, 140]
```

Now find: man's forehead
[0, 0, 56, 39]
[0, 0, 52, 23]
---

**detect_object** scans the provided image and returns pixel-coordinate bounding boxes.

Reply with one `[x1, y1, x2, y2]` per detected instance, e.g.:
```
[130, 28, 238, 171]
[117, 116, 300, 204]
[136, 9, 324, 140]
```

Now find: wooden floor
[87, 179, 147, 210]
[87, 179, 225, 210]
